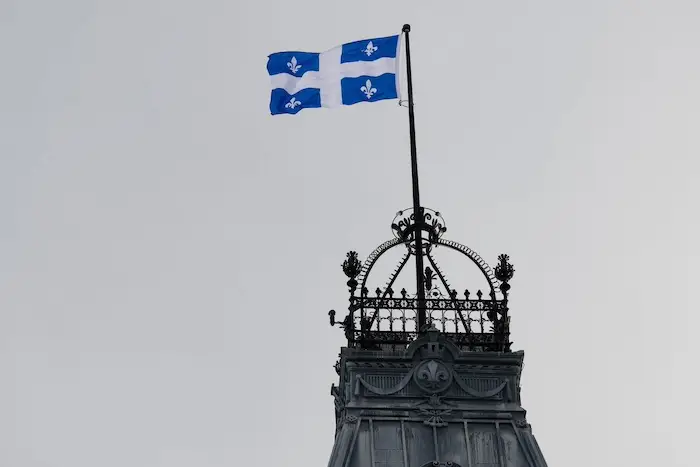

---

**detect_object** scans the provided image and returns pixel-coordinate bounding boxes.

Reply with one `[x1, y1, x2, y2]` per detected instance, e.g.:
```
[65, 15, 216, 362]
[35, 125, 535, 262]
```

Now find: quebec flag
[267, 34, 401, 115]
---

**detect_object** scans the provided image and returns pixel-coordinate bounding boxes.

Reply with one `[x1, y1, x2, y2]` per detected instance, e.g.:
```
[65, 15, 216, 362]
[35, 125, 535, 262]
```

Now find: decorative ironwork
[341, 251, 362, 293]
[342, 251, 362, 279]
[494, 254, 514, 283]
[351, 295, 502, 311]
[436, 238, 500, 291]
[330, 209, 514, 352]
[495, 253, 514, 295]
[391, 207, 446, 253]
[423, 267, 436, 291]
[355, 238, 402, 288]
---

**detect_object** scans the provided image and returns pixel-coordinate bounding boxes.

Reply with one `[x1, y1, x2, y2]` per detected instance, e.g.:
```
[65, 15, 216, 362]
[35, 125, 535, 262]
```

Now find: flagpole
[402, 24, 427, 331]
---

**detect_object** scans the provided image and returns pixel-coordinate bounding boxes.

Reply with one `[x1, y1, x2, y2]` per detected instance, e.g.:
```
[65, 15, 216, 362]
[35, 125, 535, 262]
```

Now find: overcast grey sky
[1, 1, 698, 466]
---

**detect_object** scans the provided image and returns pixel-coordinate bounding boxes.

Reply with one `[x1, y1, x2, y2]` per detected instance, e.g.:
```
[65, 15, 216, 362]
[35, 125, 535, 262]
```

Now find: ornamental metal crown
[328, 208, 514, 352]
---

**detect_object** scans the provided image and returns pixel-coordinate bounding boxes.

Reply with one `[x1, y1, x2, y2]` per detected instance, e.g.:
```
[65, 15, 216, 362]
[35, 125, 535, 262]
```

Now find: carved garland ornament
[356, 367, 507, 399]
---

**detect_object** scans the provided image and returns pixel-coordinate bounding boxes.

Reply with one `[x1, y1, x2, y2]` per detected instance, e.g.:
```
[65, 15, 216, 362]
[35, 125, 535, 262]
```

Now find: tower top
[329, 207, 515, 352]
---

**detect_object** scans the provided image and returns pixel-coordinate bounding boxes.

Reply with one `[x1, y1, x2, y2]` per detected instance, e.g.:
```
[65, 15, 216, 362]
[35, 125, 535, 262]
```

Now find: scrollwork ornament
[391, 208, 446, 247]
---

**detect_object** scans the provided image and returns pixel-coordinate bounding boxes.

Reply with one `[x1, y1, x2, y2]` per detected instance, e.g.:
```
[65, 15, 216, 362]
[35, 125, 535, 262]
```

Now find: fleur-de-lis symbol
[360, 79, 377, 99]
[416, 360, 450, 391]
[363, 41, 378, 56]
[285, 97, 301, 109]
[287, 56, 301, 74]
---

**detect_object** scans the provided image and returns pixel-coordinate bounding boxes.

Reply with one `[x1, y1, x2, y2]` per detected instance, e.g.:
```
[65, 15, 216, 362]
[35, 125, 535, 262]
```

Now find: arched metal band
[357, 237, 500, 296]
[357, 238, 403, 289]
[435, 238, 500, 294]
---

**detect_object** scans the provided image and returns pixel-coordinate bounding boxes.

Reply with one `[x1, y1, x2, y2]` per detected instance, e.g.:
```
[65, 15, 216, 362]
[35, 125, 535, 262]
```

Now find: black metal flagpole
[402, 24, 427, 331]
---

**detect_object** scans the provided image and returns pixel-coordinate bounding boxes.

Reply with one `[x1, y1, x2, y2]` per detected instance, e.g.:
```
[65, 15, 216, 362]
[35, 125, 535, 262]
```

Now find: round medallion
[413, 359, 453, 393]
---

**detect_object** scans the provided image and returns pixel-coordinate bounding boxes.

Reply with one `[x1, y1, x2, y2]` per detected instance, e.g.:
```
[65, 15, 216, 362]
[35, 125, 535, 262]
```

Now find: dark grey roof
[327, 327, 548, 467]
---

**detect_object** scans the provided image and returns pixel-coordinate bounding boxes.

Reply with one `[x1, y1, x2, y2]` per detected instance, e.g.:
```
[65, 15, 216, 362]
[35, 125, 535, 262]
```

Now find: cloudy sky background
[2, 1, 698, 466]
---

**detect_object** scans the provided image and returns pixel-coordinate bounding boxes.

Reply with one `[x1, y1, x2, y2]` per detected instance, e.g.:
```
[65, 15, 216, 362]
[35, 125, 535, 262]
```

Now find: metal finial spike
[476, 290, 483, 300]
[464, 289, 470, 299]
[329, 309, 336, 326]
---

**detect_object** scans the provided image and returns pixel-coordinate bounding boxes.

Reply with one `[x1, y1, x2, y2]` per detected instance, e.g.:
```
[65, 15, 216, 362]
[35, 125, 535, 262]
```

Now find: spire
[325, 208, 549, 467]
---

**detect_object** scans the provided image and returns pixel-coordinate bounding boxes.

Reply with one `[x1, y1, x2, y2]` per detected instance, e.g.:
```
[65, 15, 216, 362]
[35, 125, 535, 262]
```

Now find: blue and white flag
[267, 34, 401, 115]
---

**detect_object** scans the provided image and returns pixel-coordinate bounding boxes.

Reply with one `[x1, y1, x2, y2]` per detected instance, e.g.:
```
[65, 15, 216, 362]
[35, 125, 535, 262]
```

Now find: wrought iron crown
[328, 208, 515, 352]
